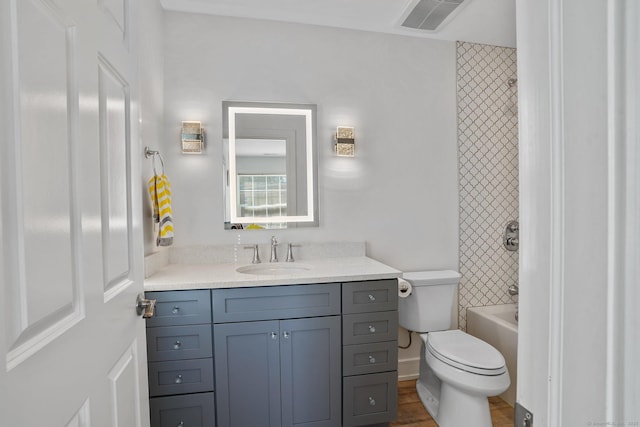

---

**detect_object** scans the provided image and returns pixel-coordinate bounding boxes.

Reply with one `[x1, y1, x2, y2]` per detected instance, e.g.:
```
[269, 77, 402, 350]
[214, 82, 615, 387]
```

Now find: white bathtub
[466, 303, 518, 407]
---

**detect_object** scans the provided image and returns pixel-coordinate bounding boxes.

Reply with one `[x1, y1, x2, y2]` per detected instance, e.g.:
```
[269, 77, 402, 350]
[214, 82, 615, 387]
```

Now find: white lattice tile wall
[457, 41, 519, 330]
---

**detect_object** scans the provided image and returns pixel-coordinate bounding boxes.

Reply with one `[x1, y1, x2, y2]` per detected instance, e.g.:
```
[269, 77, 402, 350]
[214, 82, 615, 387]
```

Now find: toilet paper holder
[398, 278, 412, 298]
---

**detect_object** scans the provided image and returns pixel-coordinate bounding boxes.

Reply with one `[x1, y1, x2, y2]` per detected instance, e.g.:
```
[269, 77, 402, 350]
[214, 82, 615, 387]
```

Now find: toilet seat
[425, 330, 506, 376]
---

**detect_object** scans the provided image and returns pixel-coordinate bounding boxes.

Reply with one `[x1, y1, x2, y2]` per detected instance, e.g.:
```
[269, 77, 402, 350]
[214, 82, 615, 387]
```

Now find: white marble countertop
[144, 256, 401, 291]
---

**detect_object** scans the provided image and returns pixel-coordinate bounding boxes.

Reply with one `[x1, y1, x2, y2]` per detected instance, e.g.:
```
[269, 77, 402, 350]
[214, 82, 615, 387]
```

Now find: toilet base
[417, 380, 493, 427]
[438, 382, 493, 427]
[416, 379, 440, 423]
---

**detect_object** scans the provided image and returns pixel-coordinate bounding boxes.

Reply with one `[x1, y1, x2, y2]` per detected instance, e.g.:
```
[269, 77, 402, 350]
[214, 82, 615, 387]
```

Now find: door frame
[516, 0, 640, 424]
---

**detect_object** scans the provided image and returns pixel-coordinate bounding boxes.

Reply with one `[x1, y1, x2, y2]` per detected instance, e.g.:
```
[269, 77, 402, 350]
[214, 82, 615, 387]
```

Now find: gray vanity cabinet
[213, 284, 342, 427]
[144, 279, 399, 427]
[342, 280, 399, 427]
[145, 290, 215, 427]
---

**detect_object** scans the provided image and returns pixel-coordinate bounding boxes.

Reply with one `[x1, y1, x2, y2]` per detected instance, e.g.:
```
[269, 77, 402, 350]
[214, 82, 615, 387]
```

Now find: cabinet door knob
[368, 325, 376, 333]
[177, 422, 184, 427]
[283, 331, 290, 339]
[368, 355, 376, 364]
[173, 340, 181, 350]
[368, 294, 376, 301]
[368, 397, 376, 406]
[175, 374, 183, 384]
[172, 306, 180, 314]
[270, 332, 278, 340]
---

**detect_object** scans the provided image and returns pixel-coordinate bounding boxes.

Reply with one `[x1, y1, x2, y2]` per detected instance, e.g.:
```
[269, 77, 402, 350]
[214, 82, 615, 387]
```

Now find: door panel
[99, 0, 128, 38]
[109, 342, 144, 427]
[4, 0, 83, 371]
[98, 56, 133, 299]
[0, 0, 148, 425]
[65, 400, 92, 427]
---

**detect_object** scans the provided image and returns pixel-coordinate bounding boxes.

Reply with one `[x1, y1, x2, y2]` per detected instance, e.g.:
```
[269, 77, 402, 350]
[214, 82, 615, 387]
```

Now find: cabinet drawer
[343, 311, 398, 345]
[146, 290, 211, 327]
[343, 341, 398, 376]
[150, 392, 215, 427]
[343, 371, 398, 427]
[342, 279, 398, 314]
[147, 325, 213, 362]
[148, 358, 214, 397]
[212, 283, 340, 323]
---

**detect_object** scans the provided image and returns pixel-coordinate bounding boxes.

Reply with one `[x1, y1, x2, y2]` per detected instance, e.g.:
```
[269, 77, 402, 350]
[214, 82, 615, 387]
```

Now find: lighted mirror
[222, 101, 318, 229]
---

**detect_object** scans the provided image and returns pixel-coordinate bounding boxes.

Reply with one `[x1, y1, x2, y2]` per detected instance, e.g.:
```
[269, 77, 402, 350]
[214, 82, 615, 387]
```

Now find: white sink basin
[236, 263, 312, 275]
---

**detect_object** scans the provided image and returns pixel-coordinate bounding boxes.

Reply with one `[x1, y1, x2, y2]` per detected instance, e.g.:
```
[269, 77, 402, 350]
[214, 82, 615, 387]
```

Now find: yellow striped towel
[148, 174, 174, 246]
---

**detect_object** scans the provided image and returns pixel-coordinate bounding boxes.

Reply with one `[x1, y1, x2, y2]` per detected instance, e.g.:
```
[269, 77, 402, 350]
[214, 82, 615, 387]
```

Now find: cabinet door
[214, 321, 281, 427]
[280, 316, 342, 427]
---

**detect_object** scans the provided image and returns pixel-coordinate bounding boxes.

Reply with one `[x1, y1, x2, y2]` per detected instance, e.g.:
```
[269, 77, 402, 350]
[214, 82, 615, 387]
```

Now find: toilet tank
[398, 270, 461, 333]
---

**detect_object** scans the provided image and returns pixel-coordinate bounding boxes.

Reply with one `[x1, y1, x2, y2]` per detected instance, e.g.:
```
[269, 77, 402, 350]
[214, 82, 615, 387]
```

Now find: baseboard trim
[398, 357, 420, 381]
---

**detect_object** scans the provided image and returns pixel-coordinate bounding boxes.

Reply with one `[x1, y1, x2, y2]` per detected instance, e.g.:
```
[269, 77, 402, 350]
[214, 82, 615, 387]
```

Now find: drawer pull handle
[283, 331, 290, 339]
[172, 306, 180, 314]
[271, 332, 278, 340]
[173, 340, 181, 350]
[369, 355, 376, 364]
[369, 397, 376, 406]
[368, 294, 376, 301]
[368, 325, 376, 333]
[175, 374, 183, 384]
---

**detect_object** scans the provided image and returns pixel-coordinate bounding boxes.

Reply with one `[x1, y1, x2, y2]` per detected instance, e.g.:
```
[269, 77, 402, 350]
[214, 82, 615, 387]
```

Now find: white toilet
[399, 270, 510, 427]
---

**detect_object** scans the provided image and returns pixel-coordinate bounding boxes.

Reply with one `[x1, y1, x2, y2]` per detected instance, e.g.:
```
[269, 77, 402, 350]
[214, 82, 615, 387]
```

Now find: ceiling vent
[401, 0, 466, 31]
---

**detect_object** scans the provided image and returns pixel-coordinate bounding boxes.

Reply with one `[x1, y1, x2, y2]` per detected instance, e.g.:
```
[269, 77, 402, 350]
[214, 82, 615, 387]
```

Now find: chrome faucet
[270, 236, 279, 263]
[508, 285, 519, 321]
[286, 243, 295, 262]
[244, 244, 261, 264]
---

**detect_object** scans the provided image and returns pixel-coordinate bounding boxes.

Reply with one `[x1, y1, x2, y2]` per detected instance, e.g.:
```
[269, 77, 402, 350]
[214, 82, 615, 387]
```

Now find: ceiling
[160, 0, 517, 48]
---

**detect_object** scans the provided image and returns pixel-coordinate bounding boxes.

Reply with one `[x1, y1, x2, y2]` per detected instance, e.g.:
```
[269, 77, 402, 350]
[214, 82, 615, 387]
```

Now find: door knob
[136, 294, 157, 318]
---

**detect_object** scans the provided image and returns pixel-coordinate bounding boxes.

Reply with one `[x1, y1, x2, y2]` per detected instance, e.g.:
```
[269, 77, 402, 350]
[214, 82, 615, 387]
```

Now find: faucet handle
[271, 236, 278, 246]
[244, 245, 261, 264]
[286, 243, 297, 262]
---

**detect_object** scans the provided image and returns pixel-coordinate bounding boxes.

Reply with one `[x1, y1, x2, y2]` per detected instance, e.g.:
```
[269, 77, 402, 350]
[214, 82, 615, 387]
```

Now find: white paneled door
[0, 0, 148, 426]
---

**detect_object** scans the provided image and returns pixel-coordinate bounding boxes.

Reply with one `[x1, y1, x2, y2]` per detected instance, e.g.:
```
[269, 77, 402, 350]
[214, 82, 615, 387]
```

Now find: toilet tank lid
[402, 270, 461, 286]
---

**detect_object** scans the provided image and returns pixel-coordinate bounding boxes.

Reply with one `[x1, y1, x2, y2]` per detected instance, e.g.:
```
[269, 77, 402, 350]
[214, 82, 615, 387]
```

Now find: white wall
[139, 0, 165, 252]
[158, 12, 460, 273]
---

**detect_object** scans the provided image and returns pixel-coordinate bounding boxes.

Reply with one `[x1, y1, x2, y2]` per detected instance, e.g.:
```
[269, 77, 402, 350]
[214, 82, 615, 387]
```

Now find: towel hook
[145, 146, 165, 176]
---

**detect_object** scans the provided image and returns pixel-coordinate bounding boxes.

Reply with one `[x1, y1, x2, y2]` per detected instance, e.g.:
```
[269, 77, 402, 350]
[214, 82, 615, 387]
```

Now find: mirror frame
[223, 101, 318, 227]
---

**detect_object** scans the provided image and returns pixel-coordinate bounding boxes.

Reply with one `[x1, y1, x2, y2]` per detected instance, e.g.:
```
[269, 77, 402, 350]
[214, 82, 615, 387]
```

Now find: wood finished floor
[391, 380, 515, 427]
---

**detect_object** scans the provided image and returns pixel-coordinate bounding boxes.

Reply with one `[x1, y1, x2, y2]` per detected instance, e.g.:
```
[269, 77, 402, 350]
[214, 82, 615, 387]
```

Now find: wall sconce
[334, 126, 355, 157]
[181, 121, 204, 154]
